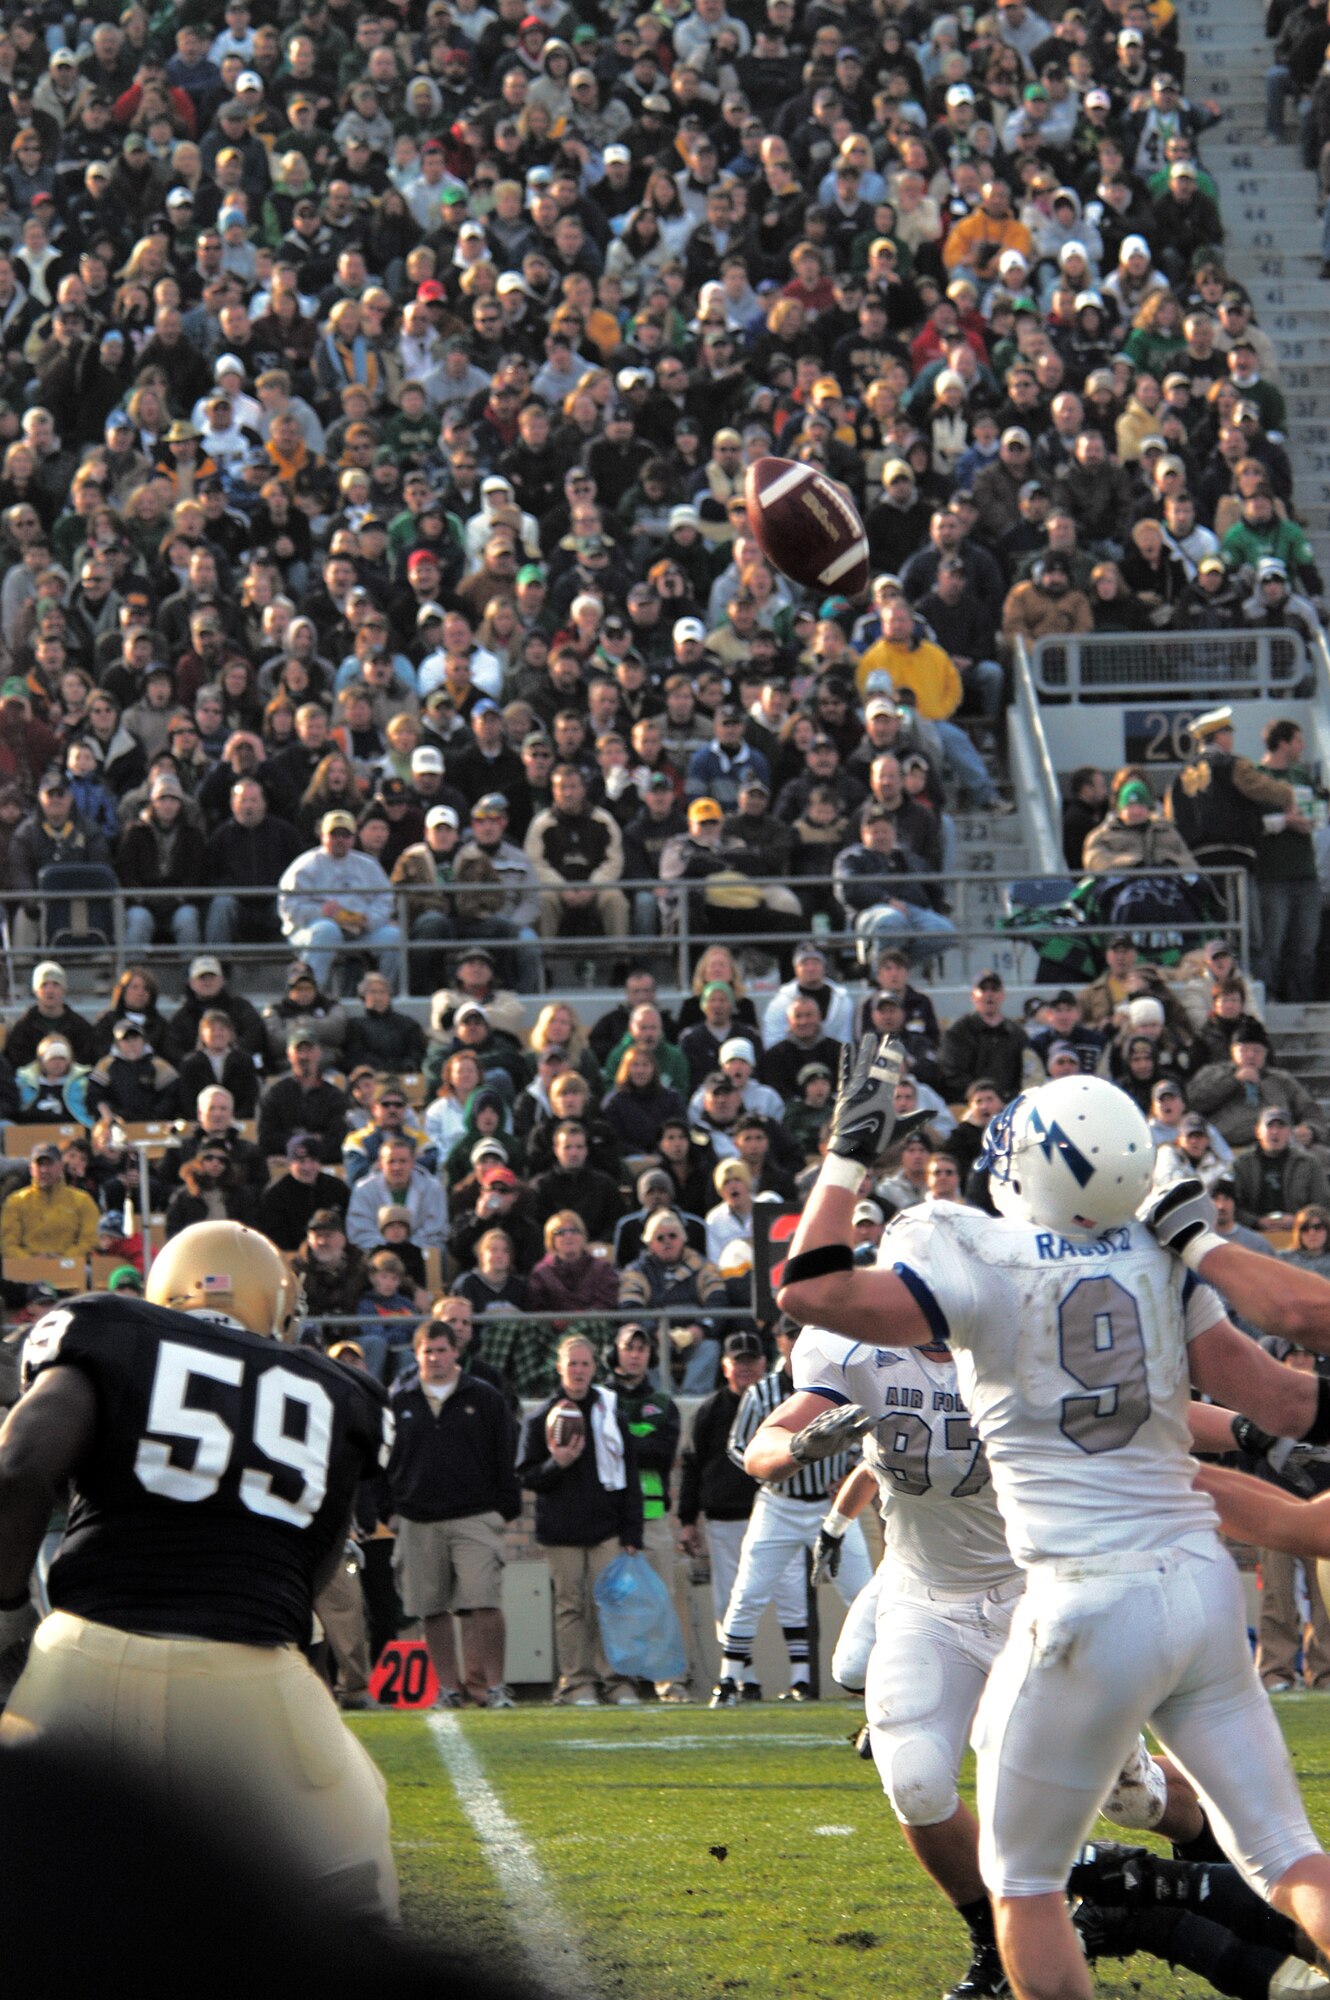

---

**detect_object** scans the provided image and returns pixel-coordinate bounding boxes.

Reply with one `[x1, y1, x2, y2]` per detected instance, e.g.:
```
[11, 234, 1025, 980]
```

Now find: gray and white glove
[1138, 1177, 1225, 1272]
[811, 1523, 846, 1586]
[828, 1036, 907, 1171]
[789, 1403, 874, 1466]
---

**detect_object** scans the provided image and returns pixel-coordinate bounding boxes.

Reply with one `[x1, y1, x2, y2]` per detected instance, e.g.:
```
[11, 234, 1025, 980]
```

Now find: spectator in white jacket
[687, 1035, 783, 1124]
[345, 1133, 449, 1251]
[760, 942, 854, 1049]
[278, 810, 402, 991]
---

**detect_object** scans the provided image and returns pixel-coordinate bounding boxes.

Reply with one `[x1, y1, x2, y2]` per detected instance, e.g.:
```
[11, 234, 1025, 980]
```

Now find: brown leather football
[546, 1401, 586, 1449]
[744, 455, 870, 598]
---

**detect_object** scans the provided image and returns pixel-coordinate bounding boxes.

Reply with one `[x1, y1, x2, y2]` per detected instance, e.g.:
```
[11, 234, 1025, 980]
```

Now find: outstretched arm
[776, 1035, 932, 1346]
[1196, 1461, 1330, 1558]
[1144, 1180, 1330, 1350]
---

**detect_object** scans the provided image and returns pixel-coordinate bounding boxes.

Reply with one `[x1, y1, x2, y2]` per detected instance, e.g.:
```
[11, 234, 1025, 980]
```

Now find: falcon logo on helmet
[1028, 1106, 1095, 1188]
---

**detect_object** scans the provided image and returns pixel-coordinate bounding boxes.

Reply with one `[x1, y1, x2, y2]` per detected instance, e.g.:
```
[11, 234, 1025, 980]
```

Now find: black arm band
[1304, 1376, 1330, 1448]
[782, 1243, 855, 1286]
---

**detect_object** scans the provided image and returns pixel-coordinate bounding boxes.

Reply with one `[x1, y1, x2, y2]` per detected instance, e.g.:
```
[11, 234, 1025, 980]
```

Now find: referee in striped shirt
[710, 1320, 873, 1705]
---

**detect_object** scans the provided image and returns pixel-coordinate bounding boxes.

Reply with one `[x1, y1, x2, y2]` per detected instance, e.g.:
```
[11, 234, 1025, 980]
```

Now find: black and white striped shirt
[727, 1368, 854, 1502]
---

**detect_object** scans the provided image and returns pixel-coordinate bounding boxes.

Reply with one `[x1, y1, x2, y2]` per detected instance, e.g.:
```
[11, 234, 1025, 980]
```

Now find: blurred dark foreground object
[0, 1737, 558, 1997]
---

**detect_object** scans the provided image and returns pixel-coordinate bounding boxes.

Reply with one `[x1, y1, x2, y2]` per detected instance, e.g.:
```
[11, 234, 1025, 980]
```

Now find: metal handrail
[1010, 636, 1064, 875]
[5, 869, 1250, 999]
[1029, 628, 1307, 703]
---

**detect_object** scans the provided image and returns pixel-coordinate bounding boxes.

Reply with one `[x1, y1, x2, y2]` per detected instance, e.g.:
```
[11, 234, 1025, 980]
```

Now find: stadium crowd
[0, 0, 1316, 1012]
[2, 0, 1330, 1709]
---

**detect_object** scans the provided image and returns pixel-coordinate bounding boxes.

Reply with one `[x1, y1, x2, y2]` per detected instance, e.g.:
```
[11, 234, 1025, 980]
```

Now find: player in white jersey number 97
[776, 1037, 1330, 2000]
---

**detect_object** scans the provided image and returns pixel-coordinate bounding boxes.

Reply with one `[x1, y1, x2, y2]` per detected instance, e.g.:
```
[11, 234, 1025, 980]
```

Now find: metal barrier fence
[1029, 629, 1307, 703]
[0, 868, 1252, 999]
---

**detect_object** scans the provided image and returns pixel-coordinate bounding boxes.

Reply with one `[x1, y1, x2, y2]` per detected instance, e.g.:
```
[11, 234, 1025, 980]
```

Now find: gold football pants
[1, 1610, 398, 1922]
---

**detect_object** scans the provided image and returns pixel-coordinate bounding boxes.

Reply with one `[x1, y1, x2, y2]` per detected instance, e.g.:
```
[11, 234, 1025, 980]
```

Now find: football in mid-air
[744, 455, 870, 599]
[546, 1401, 585, 1449]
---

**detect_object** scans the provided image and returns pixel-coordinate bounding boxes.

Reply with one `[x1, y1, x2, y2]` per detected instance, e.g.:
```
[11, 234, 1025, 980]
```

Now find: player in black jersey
[0, 1220, 398, 1922]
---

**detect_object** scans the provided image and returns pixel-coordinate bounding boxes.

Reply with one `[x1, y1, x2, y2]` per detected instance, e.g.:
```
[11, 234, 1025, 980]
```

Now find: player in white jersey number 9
[776, 1039, 1330, 2000]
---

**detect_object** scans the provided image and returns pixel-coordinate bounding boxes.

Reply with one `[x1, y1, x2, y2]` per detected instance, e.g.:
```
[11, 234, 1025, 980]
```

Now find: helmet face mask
[145, 1221, 302, 1340]
[980, 1077, 1154, 1240]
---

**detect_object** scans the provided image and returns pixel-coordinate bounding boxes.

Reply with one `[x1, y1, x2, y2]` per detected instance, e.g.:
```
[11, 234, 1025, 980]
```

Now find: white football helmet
[979, 1075, 1154, 1240]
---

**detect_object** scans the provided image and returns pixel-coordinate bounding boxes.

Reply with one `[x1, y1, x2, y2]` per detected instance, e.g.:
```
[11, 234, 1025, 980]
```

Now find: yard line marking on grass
[554, 1730, 837, 1752]
[813, 1825, 857, 1837]
[428, 1712, 591, 1999]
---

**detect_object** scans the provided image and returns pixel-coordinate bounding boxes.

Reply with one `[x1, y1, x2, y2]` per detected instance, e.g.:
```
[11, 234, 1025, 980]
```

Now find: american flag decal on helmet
[201, 1273, 233, 1291]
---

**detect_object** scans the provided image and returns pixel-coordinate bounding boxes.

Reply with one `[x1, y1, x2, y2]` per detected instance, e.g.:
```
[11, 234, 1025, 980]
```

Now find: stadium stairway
[1185, 0, 1330, 581]
[1267, 1003, 1330, 1122]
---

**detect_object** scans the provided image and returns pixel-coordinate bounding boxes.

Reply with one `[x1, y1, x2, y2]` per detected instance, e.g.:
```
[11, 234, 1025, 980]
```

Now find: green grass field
[350, 1696, 1330, 1999]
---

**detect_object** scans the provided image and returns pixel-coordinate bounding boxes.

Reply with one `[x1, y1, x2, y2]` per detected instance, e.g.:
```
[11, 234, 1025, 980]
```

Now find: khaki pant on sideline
[315, 1563, 372, 1699]
[544, 1538, 632, 1700]
[1257, 1546, 1330, 1688]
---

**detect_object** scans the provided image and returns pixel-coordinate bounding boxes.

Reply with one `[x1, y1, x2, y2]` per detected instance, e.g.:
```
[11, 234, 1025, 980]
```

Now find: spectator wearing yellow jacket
[941, 179, 1034, 281]
[856, 601, 1003, 807]
[1, 1144, 100, 1262]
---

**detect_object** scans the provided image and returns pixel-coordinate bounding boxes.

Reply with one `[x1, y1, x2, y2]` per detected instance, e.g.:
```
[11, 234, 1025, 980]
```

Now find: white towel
[589, 1387, 626, 1492]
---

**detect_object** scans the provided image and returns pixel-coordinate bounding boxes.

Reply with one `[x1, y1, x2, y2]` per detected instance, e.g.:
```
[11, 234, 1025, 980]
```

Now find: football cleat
[1071, 1901, 1133, 1964]
[486, 1684, 516, 1709]
[779, 1683, 814, 1702]
[853, 1722, 874, 1759]
[740, 1681, 763, 1703]
[1068, 1841, 1154, 1908]
[1270, 1957, 1330, 1998]
[433, 1688, 464, 1710]
[146, 1220, 301, 1339]
[943, 1940, 1009, 1998]
[709, 1678, 741, 1709]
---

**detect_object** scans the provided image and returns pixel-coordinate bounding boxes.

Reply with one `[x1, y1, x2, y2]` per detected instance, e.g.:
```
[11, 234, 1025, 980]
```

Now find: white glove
[827, 1036, 907, 1171]
[789, 1403, 874, 1466]
[1138, 1177, 1225, 1272]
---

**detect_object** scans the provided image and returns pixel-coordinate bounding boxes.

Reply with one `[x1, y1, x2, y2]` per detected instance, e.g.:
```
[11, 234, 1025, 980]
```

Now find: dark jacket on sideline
[385, 1374, 520, 1522]
[517, 1387, 644, 1547]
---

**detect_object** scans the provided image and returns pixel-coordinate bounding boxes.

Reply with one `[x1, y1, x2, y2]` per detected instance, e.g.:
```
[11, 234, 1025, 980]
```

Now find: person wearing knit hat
[5, 961, 96, 1070]
[706, 1156, 755, 1265]
[1082, 775, 1197, 874]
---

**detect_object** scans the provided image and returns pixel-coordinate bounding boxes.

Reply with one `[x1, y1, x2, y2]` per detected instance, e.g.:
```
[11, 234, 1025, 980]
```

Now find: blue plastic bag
[593, 1553, 687, 1683]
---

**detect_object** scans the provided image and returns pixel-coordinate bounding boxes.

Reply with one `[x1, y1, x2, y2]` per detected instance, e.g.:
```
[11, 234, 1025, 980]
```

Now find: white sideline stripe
[757, 463, 809, 507]
[819, 537, 869, 586]
[428, 1713, 591, 1996]
[554, 1729, 836, 1752]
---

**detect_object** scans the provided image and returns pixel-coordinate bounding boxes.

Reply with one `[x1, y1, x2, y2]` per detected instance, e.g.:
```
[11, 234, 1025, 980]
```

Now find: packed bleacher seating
[6, 0, 1330, 1709]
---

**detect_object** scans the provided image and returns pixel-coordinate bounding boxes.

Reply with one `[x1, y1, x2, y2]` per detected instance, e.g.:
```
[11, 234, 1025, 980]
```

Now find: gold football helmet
[145, 1221, 301, 1339]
